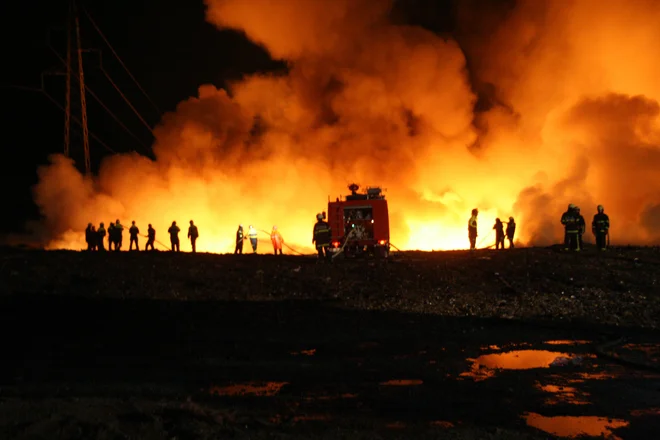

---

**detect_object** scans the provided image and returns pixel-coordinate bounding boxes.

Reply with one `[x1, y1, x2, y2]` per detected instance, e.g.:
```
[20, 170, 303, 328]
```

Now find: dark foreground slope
[0, 247, 659, 439]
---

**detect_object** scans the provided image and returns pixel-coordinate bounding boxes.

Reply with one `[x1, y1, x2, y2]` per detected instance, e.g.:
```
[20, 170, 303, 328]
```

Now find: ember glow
[32, 0, 660, 252]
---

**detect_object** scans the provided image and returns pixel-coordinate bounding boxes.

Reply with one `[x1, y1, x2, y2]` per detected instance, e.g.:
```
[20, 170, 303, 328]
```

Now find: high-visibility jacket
[592, 213, 610, 233]
[248, 227, 258, 239]
[313, 221, 331, 247]
[271, 230, 283, 248]
[561, 211, 580, 233]
[236, 227, 244, 243]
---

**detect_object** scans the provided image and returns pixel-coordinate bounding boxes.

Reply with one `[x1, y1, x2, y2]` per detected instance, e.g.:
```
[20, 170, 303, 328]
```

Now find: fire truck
[326, 183, 390, 258]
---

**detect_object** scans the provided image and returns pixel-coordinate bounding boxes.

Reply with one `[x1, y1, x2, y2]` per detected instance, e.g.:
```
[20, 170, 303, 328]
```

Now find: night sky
[0, 0, 496, 236]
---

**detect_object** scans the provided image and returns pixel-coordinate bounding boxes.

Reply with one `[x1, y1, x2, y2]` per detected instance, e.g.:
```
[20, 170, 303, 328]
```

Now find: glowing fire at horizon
[29, 0, 660, 252]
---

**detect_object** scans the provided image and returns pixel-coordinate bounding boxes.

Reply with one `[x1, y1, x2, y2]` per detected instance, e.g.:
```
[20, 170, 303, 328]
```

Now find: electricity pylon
[63, 0, 90, 174]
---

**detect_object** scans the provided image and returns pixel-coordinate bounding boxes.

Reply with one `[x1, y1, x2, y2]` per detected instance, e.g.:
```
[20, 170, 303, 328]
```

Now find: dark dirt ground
[1, 246, 660, 439]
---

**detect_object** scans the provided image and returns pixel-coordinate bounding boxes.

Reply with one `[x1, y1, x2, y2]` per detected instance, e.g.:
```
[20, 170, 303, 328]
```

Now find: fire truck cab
[326, 183, 390, 258]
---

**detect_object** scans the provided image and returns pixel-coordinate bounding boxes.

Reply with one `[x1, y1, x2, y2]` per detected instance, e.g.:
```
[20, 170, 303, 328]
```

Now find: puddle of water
[380, 379, 423, 386]
[210, 381, 288, 396]
[524, 412, 629, 438]
[536, 383, 590, 405]
[430, 420, 454, 428]
[621, 343, 660, 361]
[290, 349, 316, 356]
[630, 408, 660, 417]
[544, 340, 591, 345]
[462, 350, 574, 380]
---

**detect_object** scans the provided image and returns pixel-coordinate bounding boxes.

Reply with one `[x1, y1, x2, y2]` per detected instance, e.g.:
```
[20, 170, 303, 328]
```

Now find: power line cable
[99, 65, 155, 136]
[81, 5, 162, 117]
[48, 44, 153, 156]
[1, 83, 118, 155]
[42, 90, 117, 154]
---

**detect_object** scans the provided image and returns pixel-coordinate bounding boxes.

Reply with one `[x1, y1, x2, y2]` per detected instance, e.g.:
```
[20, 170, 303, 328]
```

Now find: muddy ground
[1, 246, 659, 439]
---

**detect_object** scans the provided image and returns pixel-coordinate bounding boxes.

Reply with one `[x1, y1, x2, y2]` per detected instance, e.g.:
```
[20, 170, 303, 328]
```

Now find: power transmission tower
[62, 0, 90, 174]
[64, 1, 71, 158]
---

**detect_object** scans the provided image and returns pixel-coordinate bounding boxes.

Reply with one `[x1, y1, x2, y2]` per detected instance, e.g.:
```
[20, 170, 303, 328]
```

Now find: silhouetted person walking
[168, 221, 180, 252]
[146, 224, 156, 251]
[188, 220, 199, 253]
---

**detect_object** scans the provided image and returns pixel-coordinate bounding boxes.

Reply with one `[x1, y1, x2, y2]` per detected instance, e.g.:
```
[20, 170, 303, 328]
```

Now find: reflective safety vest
[592, 213, 610, 232]
[313, 221, 331, 246]
[248, 228, 257, 239]
[561, 212, 579, 233]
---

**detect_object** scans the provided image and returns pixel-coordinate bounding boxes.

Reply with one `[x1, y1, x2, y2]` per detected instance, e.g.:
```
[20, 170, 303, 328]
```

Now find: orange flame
[31, 0, 660, 252]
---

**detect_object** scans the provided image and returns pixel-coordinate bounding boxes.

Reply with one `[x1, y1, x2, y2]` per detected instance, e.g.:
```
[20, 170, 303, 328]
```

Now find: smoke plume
[30, 0, 660, 252]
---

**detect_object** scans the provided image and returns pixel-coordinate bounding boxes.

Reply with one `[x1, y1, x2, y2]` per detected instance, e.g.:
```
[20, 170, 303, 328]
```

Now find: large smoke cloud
[28, 0, 660, 251]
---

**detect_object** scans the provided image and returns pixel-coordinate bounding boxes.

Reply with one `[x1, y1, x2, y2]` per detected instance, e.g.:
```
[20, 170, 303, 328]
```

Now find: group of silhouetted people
[561, 204, 610, 251]
[466, 204, 610, 252]
[467, 209, 517, 251]
[85, 220, 199, 253]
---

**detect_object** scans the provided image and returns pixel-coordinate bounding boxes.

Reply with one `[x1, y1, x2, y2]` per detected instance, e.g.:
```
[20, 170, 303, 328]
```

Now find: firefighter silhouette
[168, 221, 181, 252]
[235, 225, 244, 254]
[313, 213, 331, 261]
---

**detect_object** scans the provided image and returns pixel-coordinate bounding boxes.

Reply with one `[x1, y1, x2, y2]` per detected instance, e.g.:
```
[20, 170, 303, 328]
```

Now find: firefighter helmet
[569, 204, 576, 209]
[509, 216, 514, 222]
[471, 208, 478, 215]
[597, 205, 604, 213]
[316, 213, 323, 220]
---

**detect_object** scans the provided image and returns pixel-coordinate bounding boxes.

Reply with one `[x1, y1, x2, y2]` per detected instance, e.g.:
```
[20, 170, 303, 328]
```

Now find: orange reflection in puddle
[290, 349, 316, 356]
[630, 408, 660, 417]
[380, 379, 423, 386]
[461, 351, 572, 381]
[536, 383, 590, 405]
[544, 340, 591, 345]
[621, 343, 660, 361]
[210, 381, 288, 396]
[430, 420, 454, 428]
[524, 413, 628, 438]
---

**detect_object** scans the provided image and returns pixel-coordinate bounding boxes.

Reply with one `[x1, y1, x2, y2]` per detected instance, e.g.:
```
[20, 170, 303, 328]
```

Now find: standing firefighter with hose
[313, 213, 331, 262]
[235, 225, 244, 254]
[146, 224, 156, 251]
[505, 217, 516, 249]
[468, 209, 478, 250]
[248, 225, 258, 253]
[271, 226, 283, 255]
[592, 205, 610, 251]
